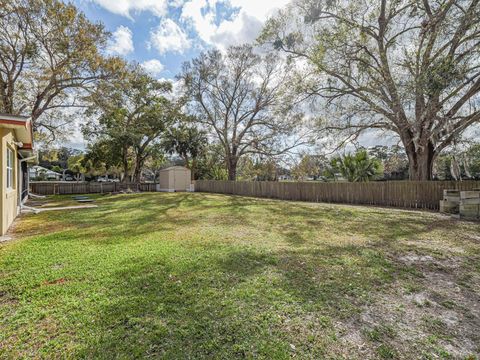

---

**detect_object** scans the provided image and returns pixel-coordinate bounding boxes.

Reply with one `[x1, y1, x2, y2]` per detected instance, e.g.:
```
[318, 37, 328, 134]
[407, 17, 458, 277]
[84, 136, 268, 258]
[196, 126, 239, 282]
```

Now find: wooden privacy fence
[194, 180, 480, 210]
[30, 182, 156, 195]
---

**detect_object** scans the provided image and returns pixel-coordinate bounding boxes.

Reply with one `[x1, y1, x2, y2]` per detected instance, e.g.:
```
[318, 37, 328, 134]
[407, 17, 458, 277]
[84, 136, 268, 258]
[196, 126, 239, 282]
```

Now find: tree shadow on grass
[263, 199, 460, 247]
[14, 193, 479, 358]
[76, 246, 279, 358]
[84, 193, 259, 238]
[74, 238, 411, 359]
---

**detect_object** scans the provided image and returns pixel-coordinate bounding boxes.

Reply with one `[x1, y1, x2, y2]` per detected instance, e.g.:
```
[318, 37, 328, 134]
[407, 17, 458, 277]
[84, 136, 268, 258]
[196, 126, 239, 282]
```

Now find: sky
[67, 0, 399, 151]
[73, 0, 292, 80]
[64, 0, 479, 152]
[65, 0, 293, 148]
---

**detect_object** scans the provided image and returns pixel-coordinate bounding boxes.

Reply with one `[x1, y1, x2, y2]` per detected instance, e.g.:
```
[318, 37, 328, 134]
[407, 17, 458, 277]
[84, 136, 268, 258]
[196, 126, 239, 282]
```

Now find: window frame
[6, 147, 14, 190]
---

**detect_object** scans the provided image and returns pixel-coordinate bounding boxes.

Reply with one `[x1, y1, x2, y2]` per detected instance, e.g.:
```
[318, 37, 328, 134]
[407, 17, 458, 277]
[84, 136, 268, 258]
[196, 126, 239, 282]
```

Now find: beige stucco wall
[0, 128, 18, 236]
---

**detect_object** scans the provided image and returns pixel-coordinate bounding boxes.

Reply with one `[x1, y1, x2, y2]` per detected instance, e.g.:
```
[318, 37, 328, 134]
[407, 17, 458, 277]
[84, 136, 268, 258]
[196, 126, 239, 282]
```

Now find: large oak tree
[0, 0, 122, 140]
[84, 65, 175, 183]
[179, 44, 307, 180]
[261, 0, 480, 180]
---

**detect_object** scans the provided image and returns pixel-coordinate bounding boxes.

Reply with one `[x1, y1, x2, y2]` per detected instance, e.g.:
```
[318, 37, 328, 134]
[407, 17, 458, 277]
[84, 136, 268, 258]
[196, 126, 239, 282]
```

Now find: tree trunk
[121, 146, 129, 183]
[133, 160, 142, 183]
[407, 143, 436, 181]
[191, 158, 196, 181]
[227, 160, 237, 181]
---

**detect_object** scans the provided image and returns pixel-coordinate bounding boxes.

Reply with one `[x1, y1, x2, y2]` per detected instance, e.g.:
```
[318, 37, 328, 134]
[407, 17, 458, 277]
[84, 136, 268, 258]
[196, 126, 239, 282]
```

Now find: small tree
[237, 156, 279, 181]
[67, 155, 86, 182]
[195, 145, 229, 180]
[51, 165, 62, 174]
[83, 139, 125, 179]
[292, 155, 324, 181]
[466, 144, 480, 178]
[142, 147, 167, 183]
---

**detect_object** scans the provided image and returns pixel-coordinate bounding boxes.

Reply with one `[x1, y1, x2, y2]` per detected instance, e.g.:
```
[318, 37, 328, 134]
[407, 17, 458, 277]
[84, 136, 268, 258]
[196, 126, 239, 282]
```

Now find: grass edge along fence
[195, 180, 480, 210]
[30, 182, 156, 195]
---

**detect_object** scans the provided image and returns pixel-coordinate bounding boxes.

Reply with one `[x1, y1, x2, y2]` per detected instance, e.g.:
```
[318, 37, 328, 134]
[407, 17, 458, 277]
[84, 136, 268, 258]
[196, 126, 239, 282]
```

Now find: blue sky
[66, 1, 478, 152]
[66, 0, 403, 151]
[65, 0, 292, 148]
[72, 0, 292, 80]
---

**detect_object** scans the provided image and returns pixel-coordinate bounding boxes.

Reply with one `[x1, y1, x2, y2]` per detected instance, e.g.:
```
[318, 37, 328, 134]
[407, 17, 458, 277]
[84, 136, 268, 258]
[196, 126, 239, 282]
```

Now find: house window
[6, 147, 14, 189]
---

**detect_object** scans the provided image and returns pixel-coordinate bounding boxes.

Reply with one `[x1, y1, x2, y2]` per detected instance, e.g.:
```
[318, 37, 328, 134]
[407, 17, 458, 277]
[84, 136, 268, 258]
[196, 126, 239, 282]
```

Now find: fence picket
[194, 180, 480, 210]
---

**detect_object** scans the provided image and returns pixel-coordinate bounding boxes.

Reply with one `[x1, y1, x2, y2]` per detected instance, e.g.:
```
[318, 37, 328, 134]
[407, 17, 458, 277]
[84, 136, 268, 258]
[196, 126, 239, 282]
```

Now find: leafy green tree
[326, 150, 383, 182]
[83, 139, 125, 179]
[434, 144, 480, 180]
[84, 65, 175, 183]
[163, 122, 207, 180]
[466, 144, 480, 179]
[51, 165, 62, 174]
[237, 156, 279, 181]
[67, 155, 86, 182]
[367, 146, 409, 180]
[195, 145, 228, 180]
[0, 0, 123, 140]
[291, 155, 327, 181]
[142, 147, 167, 183]
[261, 0, 480, 180]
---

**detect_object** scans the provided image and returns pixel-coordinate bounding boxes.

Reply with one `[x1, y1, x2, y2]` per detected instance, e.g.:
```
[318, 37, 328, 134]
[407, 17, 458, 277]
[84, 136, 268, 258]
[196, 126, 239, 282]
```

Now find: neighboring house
[29, 165, 62, 181]
[0, 114, 35, 236]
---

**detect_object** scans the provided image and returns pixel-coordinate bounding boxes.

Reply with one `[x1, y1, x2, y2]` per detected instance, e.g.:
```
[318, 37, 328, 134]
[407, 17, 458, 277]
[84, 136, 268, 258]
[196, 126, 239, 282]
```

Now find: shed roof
[160, 166, 190, 172]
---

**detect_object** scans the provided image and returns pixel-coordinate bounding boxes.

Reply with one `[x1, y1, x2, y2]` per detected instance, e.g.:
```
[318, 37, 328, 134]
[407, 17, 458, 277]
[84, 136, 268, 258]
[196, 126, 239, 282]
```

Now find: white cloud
[141, 59, 165, 77]
[149, 18, 191, 54]
[92, 0, 291, 52]
[170, 0, 185, 8]
[228, 0, 291, 22]
[89, 0, 168, 18]
[107, 26, 134, 56]
[181, 0, 291, 50]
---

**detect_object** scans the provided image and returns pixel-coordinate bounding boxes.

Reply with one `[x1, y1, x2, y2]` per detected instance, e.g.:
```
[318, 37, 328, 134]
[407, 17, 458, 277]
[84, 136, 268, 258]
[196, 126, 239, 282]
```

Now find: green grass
[1, 193, 479, 359]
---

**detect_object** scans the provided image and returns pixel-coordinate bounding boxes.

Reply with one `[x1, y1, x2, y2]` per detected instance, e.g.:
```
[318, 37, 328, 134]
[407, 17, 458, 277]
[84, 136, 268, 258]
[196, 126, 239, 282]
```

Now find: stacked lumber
[439, 190, 460, 214]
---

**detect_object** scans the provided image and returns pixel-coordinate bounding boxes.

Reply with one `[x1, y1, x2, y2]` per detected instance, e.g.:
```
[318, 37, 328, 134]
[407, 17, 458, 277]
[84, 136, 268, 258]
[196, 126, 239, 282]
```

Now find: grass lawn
[1, 193, 479, 359]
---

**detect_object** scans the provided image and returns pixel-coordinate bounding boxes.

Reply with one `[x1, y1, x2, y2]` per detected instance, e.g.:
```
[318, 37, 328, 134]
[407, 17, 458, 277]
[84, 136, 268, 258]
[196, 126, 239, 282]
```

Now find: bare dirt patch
[336, 253, 480, 359]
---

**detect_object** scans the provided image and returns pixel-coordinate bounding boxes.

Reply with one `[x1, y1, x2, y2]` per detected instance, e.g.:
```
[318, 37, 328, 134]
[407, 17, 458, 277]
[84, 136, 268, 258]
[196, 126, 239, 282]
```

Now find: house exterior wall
[0, 128, 18, 235]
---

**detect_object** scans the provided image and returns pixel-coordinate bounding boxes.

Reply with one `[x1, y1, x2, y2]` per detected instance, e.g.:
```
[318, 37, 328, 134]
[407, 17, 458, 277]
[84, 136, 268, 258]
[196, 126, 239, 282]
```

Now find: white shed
[157, 166, 191, 192]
